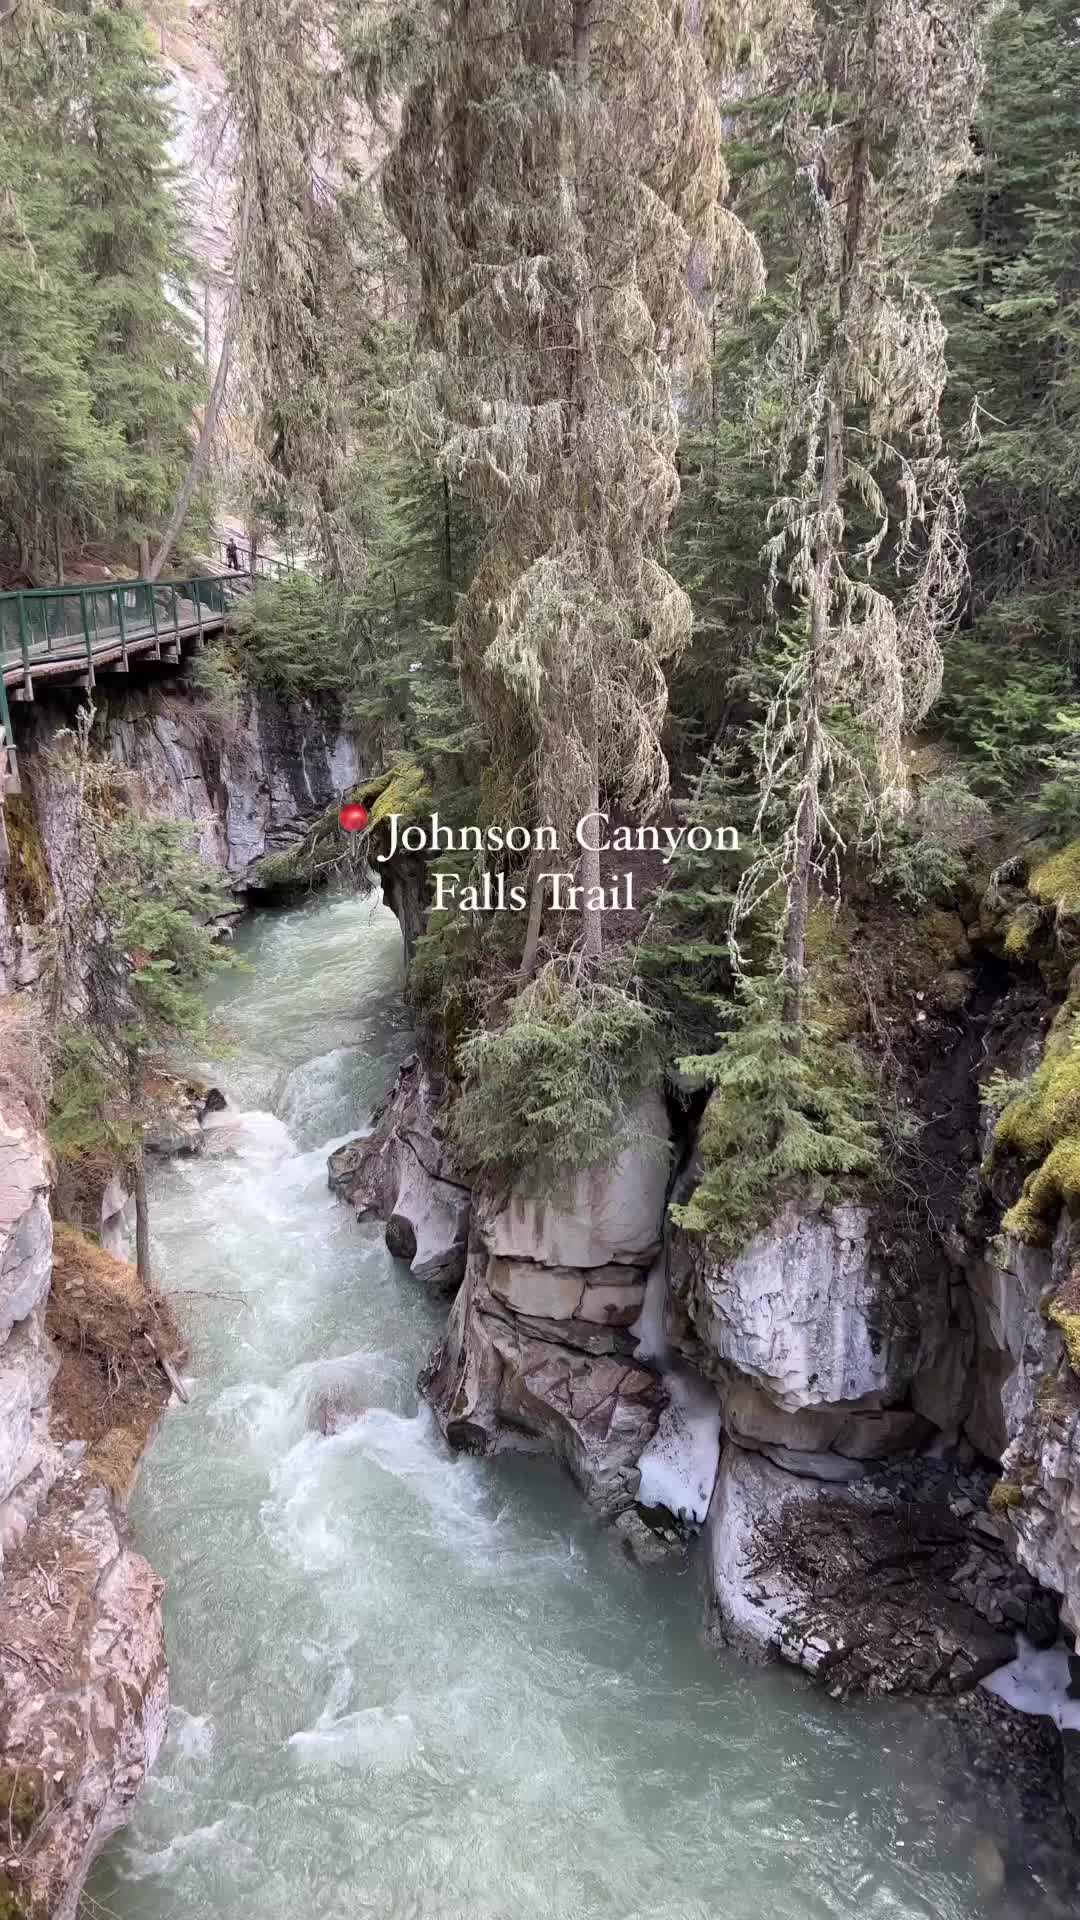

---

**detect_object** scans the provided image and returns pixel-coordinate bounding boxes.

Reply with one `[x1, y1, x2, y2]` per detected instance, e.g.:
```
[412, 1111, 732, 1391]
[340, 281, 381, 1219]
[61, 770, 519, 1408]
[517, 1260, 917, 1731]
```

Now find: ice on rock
[632, 1259, 722, 1526]
[982, 1635, 1080, 1731]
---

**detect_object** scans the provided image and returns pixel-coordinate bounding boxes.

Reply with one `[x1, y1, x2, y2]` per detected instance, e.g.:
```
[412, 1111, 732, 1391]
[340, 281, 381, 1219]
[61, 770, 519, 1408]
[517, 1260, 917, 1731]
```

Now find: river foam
[88, 892, 1072, 1920]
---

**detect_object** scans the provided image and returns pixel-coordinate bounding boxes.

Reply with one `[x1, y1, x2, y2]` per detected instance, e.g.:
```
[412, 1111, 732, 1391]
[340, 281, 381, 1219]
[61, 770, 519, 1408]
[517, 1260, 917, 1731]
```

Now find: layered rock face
[0, 677, 366, 998]
[419, 1140, 672, 1515]
[0, 1101, 59, 1567]
[0, 1102, 172, 1918]
[978, 1219, 1080, 1637]
[0, 1477, 168, 1920]
[335, 1063, 674, 1515]
[337, 1044, 1077, 1703]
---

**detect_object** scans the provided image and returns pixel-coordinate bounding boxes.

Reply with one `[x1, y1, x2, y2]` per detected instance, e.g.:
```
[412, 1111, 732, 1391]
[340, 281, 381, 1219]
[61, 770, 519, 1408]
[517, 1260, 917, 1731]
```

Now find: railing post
[115, 586, 129, 670]
[80, 590, 93, 681]
[171, 585, 180, 640]
[16, 595, 32, 701]
[0, 672, 18, 795]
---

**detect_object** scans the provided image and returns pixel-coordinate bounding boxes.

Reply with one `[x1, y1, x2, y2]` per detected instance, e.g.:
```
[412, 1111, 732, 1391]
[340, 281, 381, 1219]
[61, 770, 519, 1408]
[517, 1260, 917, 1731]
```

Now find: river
[87, 891, 1058, 1920]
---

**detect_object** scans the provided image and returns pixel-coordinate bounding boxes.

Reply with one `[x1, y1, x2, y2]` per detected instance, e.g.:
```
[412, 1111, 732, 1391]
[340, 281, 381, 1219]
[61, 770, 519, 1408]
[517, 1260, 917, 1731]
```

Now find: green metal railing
[214, 537, 293, 582]
[0, 572, 244, 677]
[0, 571, 251, 788]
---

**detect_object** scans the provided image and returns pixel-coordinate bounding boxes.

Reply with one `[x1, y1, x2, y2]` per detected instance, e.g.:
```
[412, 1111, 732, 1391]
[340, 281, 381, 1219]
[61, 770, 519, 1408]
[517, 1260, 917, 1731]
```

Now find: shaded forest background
[3, 0, 1080, 1257]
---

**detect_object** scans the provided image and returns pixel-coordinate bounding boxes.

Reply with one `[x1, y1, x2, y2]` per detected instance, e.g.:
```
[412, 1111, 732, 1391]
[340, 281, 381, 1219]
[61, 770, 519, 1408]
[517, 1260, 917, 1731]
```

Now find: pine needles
[453, 967, 666, 1196]
[672, 976, 881, 1254]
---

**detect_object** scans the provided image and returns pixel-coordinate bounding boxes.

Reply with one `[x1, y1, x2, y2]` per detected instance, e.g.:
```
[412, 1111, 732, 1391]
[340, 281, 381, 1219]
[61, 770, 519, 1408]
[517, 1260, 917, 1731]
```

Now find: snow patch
[636, 1369, 722, 1525]
[632, 1257, 722, 1525]
[982, 1636, 1080, 1731]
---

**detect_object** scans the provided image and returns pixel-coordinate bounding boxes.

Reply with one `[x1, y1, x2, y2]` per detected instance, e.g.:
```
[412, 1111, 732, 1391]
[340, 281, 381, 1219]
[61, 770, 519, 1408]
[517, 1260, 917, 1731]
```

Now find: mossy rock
[1004, 900, 1043, 960]
[929, 967, 974, 1012]
[247, 841, 316, 893]
[988, 1480, 1023, 1513]
[360, 762, 432, 832]
[1029, 839, 1080, 917]
[0, 1769, 45, 1847]
[0, 1874, 34, 1920]
[994, 977, 1080, 1243]
[3, 793, 52, 923]
[0, 1767, 48, 1916]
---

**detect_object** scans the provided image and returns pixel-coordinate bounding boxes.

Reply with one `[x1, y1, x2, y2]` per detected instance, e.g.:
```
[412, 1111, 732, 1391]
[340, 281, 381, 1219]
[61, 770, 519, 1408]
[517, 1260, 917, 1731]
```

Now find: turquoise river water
[87, 891, 1068, 1920]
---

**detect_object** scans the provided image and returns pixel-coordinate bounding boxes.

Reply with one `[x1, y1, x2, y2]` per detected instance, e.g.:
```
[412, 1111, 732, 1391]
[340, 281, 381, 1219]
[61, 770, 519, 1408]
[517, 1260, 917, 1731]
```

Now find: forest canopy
[5, 0, 1080, 1253]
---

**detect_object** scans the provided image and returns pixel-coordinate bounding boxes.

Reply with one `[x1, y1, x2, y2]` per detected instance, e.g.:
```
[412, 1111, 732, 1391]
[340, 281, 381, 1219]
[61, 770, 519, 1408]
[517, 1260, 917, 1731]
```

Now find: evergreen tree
[0, 2, 200, 572]
[717, 0, 984, 1028]
[376, 0, 762, 964]
[934, 0, 1080, 659]
[47, 715, 234, 1282]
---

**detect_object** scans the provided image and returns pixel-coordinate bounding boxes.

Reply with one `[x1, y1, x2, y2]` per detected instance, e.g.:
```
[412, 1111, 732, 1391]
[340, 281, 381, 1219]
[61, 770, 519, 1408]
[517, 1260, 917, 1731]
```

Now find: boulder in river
[329, 1057, 471, 1292]
[306, 1384, 372, 1436]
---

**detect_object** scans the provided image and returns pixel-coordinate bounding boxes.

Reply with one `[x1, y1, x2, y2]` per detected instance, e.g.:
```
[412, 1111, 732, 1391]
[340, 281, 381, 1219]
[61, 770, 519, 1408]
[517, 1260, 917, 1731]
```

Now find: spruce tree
[377, 0, 762, 964]
[718, 0, 985, 1029]
[0, 2, 200, 571]
[934, 0, 1080, 658]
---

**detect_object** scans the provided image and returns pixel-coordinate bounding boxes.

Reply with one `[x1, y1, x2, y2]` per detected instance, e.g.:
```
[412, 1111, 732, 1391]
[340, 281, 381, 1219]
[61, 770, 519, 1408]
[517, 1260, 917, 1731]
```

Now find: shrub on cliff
[672, 975, 881, 1255]
[453, 969, 665, 1196]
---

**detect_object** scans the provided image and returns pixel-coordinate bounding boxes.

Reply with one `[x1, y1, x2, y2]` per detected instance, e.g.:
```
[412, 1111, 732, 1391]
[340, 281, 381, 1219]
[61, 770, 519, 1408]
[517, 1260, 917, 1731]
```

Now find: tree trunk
[148, 189, 251, 582]
[781, 393, 840, 1037]
[781, 130, 871, 1039]
[133, 1147, 151, 1286]
[580, 719, 603, 962]
[441, 475, 454, 622]
[138, 537, 151, 577]
[571, 0, 601, 966]
[518, 854, 547, 982]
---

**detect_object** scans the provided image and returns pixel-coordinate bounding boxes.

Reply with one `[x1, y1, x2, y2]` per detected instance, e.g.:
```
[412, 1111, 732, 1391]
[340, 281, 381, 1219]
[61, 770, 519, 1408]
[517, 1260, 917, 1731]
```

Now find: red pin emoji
[338, 801, 369, 833]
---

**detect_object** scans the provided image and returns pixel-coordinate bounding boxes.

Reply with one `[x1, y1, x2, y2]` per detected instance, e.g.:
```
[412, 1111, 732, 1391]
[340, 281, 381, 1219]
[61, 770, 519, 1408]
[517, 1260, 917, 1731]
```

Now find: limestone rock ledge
[330, 1066, 674, 1515]
[704, 1444, 1029, 1696]
[955, 1214, 1080, 1637]
[417, 1101, 673, 1516]
[329, 1056, 471, 1292]
[0, 1471, 168, 1920]
[420, 1250, 666, 1516]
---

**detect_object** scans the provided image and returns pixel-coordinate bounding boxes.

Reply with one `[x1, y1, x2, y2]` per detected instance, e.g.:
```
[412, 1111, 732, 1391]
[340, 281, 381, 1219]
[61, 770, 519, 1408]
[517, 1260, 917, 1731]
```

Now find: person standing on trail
[226, 538, 240, 572]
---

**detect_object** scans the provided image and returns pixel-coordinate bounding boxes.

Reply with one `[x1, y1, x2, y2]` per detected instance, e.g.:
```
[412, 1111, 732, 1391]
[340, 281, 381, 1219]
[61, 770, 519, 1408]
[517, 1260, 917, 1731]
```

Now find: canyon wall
[332, 917, 1080, 1746]
[0, 1095, 176, 1920]
[0, 676, 366, 1002]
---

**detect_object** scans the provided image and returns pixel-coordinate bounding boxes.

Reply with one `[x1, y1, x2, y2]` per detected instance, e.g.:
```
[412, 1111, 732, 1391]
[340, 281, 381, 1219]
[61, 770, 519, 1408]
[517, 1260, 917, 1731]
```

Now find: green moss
[993, 985, 1080, 1242]
[1029, 838, 1080, 914]
[361, 761, 432, 831]
[0, 1769, 47, 1913]
[1002, 1139, 1080, 1242]
[3, 793, 51, 923]
[247, 843, 313, 892]
[1048, 1298, 1080, 1374]
[0, 1875, 31, 1920]
[1004, 900, 1042, 959]
[803, 906, 859, 1038]
[988, 1480, 1023, 1512]
[0, 1769, 45, 1846]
